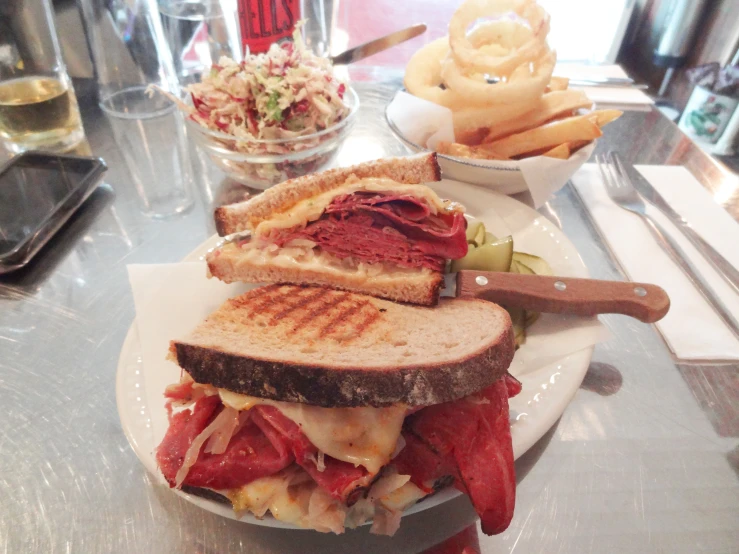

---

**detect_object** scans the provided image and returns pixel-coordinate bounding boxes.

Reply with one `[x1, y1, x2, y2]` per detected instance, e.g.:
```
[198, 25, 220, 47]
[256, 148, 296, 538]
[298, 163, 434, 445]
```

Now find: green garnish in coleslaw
[184, 26, 349, 151]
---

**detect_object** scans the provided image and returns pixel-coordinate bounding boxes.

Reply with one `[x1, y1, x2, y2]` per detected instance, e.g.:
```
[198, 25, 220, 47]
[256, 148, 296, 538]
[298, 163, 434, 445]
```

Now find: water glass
[158, 0, 242, 86]
[80, 0, 194, 217]
[0, 0, 85, 152]
[100, 87, 193, 218]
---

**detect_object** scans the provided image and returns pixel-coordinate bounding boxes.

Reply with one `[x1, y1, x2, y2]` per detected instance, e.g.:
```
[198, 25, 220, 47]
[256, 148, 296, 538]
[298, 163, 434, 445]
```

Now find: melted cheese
[253, 177, 454, 237]
[224, 241, 432, 282]
[227, 469, 315, 525]
[227, 467, 428, 531]
[379, 482, 427, 512]
[219, 389, 405, 475]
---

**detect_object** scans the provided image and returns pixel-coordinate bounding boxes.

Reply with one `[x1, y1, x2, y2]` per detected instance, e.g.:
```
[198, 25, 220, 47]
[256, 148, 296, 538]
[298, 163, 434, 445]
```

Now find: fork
[597, 151, 739, 339]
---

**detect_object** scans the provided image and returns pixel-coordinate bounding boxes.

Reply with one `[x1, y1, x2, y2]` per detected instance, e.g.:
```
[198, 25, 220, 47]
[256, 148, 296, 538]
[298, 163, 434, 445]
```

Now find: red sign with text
[238, 0, 300, 54]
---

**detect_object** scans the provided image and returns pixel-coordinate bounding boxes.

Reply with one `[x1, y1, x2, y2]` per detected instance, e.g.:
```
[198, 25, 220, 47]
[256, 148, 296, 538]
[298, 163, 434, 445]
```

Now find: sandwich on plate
[206, 153, 468, 306]
[156, 284, 520, 535]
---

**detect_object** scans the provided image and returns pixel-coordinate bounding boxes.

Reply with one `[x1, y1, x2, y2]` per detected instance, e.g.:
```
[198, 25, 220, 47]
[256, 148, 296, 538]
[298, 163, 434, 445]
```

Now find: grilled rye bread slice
[171, 285, 515, 408]
[213, 152, 442, 236]
[207, 244, 444, 305]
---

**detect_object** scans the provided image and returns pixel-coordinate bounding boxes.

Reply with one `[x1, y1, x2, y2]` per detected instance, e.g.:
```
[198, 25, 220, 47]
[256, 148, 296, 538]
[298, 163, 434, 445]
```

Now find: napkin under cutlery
[571, 164, 739, 360]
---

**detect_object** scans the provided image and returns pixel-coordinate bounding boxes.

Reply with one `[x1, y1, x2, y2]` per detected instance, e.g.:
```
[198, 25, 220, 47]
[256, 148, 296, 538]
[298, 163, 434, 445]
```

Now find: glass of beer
[0, 0, 85, 153]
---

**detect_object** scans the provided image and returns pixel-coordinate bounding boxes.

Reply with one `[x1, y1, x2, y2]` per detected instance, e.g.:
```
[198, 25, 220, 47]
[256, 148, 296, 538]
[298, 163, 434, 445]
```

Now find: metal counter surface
[1, 76, 737, 554]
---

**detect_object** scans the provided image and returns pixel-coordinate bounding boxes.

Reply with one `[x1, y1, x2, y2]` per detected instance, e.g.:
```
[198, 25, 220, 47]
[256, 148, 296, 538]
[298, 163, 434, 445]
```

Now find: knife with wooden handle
[446, 271, 670, 323]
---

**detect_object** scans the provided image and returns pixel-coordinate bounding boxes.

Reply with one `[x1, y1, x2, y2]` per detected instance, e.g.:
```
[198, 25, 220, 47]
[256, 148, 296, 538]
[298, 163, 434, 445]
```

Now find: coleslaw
[184, 26, 349, 156]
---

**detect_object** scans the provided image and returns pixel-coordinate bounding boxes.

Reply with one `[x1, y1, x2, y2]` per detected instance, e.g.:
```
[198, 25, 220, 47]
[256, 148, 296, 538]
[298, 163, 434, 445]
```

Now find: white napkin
[515, 145, 594, 208]
[127, 263, 251, 444]
[385, 90, 455, 150]
[571, 164, 739, 360]
[555, 63, 653, 107]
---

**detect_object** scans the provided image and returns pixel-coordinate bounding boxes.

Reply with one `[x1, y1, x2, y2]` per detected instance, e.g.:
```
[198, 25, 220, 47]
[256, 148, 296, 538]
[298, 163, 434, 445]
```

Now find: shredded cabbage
[184, 26, 348, 153]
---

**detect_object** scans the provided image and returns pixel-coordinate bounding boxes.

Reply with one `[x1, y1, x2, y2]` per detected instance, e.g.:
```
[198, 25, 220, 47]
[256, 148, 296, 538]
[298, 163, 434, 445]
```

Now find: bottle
[237, 0, 300, 54]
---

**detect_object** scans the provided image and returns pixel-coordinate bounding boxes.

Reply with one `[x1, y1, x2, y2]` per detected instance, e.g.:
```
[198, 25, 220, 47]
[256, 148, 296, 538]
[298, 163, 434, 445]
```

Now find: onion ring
[403, 38, 467, 109]
[404, 37, 508, 111]
[449, 0, 551, 77]
[441, 49, 556, 106]
[468, 20, 534, 52]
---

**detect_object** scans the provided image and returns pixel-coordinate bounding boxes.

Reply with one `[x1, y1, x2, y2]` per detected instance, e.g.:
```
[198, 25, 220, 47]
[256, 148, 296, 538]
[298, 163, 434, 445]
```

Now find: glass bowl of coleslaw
[175, 34, 358, 189]
[186, 86, 358, 188]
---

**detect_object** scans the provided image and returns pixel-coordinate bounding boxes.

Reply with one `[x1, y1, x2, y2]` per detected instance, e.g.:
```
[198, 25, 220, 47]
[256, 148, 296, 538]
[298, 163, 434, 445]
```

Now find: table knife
[330, 24, 427, 66]
[443, 271, 670, 323]
[567, 77, 649, 90]
[621, 158, 739, 297]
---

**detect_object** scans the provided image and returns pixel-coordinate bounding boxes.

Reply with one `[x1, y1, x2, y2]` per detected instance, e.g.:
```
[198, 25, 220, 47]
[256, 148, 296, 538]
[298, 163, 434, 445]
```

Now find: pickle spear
[466, 220, 484, 245]
[450, 235, 513, 273]
[512, 252, 553, 276]
[451, 220, 554, 346]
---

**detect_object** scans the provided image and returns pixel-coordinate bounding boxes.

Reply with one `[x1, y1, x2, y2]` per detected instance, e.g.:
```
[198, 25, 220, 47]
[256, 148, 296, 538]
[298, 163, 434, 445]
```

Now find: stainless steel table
[1, 74, 738, 554]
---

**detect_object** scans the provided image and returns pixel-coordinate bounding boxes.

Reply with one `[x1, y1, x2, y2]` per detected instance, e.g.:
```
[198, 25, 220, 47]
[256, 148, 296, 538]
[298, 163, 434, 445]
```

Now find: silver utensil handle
[643, 214, 739, 339]
[674, 220, 739, 297]
[568, 79, 648, 90]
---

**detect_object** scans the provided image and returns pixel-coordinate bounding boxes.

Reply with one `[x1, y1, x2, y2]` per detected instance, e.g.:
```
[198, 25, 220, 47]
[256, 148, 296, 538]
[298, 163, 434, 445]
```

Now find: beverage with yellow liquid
[0, 76, 84, 152]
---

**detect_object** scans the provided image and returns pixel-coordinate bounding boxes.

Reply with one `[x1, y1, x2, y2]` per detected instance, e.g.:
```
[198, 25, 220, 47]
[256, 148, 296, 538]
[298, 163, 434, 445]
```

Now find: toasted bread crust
[173, 315, 515, 408]
[214, 153, 442, 236]
[207, 248, 444, 306]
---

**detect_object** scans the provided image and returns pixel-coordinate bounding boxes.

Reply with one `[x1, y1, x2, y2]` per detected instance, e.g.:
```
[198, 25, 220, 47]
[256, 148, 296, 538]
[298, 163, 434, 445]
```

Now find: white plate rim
[116, 179, 594, 528]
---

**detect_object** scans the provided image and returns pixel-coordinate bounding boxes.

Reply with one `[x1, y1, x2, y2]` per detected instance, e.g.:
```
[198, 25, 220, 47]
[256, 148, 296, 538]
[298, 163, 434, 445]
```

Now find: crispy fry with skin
[587, 109, 623, 127]
[452, 101, 537, 138]
[547, 76, 569, 92]
[455, 127, 493, 146]
[541, 143, 571, 159]
[481, 90, 593, 143]
[567, 139, 592, 153]
[437, 141, 509, 160]
[477, 114, 602, 159]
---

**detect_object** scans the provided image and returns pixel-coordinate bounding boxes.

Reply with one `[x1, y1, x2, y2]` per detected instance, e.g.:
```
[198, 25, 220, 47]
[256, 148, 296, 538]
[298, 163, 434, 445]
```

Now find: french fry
[587, 109, 623, 127]
[436, 141, 457, 156]
[437, 141, 509, 160]
[567, 139, 592, 153]
[455, 127, 490, 146]
[541, 143, 571, 159]
[511, 142, 570, 159]
[478, 114, 602, 159]
[481, 89, 593, 143]
[547, 76, 569, 92]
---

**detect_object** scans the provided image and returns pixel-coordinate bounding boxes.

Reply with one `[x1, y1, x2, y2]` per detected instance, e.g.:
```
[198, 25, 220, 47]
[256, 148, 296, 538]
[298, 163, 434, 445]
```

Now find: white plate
[116, 180, 594, 528]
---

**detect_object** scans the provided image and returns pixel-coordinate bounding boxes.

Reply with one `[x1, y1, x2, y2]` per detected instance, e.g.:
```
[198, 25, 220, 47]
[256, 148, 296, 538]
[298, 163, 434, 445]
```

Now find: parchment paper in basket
[386, 91, 594, 208]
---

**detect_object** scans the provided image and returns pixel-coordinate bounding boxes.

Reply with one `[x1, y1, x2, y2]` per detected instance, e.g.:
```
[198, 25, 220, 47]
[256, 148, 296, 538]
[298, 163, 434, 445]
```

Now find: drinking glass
[158, 0, 242, 86]
[0, 0, 85, 153]
[100, 88, 193, 218]
[80, 0, 194, 218]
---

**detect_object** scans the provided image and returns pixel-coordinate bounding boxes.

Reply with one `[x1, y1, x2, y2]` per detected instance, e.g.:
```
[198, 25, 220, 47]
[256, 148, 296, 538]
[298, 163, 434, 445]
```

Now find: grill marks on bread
[173, 286, 515, 407]
[227, 285, 382, 343]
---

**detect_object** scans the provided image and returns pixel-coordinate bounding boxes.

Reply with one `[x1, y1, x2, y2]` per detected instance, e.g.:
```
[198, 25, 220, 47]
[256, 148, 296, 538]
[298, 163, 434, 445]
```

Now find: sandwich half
[206, 153, 467, 305]
[156, 285, 520, 535]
